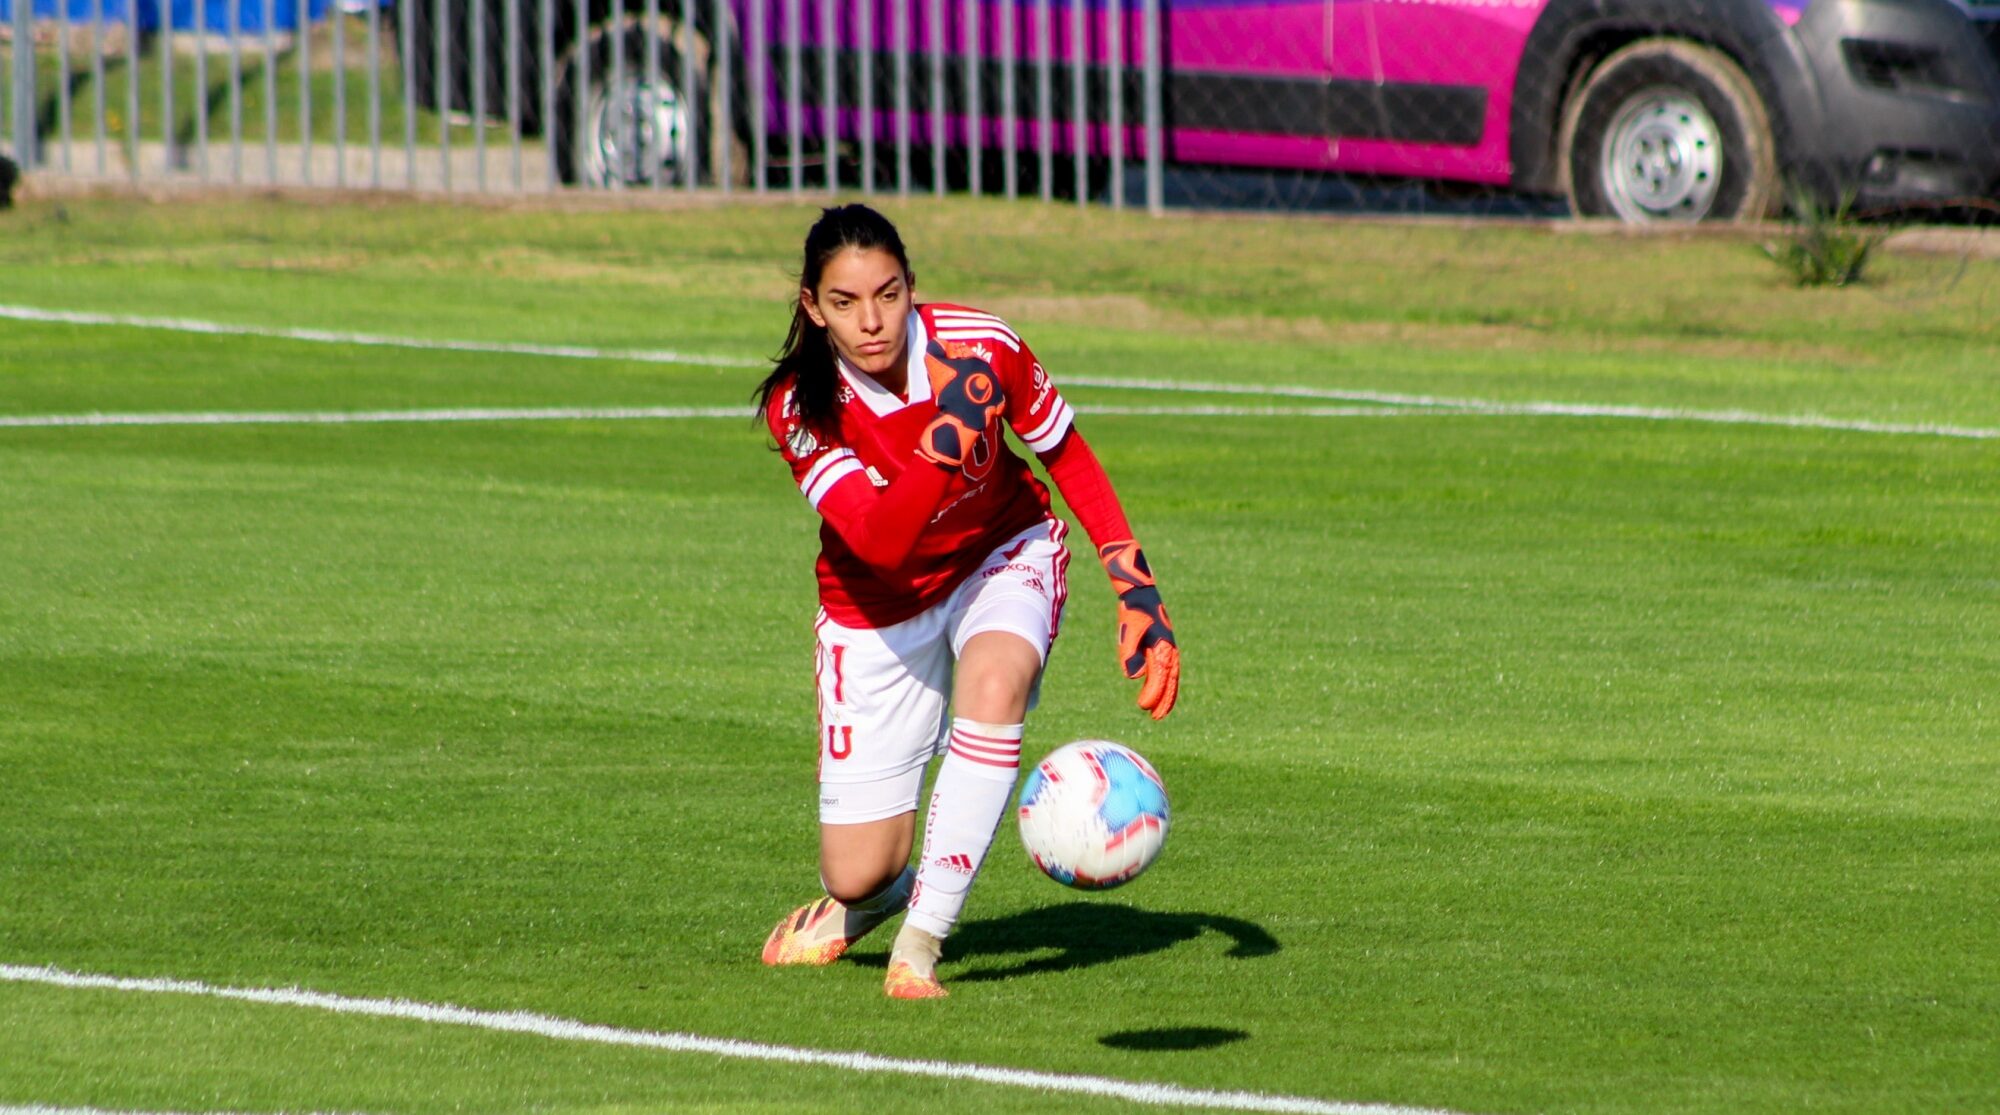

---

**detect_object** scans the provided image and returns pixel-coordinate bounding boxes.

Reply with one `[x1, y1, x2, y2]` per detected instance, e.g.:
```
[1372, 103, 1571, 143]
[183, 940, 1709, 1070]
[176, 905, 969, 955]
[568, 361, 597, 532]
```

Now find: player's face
[803, 247, 911, 382]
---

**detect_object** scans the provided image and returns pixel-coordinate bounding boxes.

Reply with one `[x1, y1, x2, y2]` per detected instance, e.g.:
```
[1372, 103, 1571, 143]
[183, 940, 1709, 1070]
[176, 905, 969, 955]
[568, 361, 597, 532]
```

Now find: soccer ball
[1016, 740, 1170, 889]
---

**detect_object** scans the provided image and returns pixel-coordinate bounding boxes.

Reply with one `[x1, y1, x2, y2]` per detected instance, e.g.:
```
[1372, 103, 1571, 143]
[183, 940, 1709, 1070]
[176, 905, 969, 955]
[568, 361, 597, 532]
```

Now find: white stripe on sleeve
[931, 327, 1022, 353]
[929, 309, 1020, 339]
[800, 450, 865, 509]
[1021, 398, 1075, 453]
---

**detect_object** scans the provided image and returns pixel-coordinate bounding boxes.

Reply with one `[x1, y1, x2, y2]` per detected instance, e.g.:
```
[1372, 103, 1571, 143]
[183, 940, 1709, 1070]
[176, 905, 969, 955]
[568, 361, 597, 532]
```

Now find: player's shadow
[942, 902, 1279, 983]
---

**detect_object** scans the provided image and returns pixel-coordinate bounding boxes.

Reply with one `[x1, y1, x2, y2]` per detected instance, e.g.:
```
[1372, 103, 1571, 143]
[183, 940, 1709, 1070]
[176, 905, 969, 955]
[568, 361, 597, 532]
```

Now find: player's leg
[818, 811, 915, 902]
[889, 523, 1068, 998]
[762, 809, 916, 967]
[764, 610, 950, 968]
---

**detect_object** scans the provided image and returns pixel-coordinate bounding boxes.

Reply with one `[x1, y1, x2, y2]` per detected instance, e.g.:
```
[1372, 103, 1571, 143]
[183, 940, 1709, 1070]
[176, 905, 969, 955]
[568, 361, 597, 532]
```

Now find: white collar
[836, 309, 929, 417]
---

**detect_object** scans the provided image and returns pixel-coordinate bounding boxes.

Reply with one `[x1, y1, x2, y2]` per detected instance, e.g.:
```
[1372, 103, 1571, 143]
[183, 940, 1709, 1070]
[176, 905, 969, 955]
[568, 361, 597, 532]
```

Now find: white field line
[1065, 376, 2000, 441]
[6, 303, 1996, 441]
[0, 965, 1466, 1115]
[0, 406, 749, 428]
[0, 405, 1450, 429]
[0, 1107, 373, 1115]
[2, 401, 1994, 440]
[0, 305, 757, 369]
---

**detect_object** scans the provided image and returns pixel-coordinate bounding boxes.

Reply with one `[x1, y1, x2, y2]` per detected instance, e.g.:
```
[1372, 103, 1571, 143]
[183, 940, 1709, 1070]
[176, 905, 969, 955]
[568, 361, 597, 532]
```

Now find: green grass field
[2, 195, 1997, 1115]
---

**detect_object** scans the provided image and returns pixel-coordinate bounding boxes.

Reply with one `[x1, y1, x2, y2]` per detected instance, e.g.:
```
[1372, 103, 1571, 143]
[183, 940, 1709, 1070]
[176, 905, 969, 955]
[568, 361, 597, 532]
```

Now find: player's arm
[1038, 430, 1180, 720]
[811, 458, 952, 573]
[777, 356, 1004, 576]
[988, 336, 1178, 718]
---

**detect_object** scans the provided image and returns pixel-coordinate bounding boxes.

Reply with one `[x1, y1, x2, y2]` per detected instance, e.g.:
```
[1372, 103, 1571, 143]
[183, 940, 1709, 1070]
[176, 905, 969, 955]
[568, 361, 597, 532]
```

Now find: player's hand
[916, 343, 1005, 468]
[1099, 540, 1180, 720]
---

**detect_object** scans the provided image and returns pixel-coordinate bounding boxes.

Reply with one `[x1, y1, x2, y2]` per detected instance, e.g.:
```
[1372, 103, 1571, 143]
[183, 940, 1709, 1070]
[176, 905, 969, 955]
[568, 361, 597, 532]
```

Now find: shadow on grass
[1099, 1026, 1250, 1052]
[938, 902, 1279, 983]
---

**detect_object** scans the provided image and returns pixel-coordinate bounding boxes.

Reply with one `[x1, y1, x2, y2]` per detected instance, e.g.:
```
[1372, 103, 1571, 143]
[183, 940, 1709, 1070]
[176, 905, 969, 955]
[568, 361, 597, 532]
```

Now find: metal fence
[0, 0, 1170, 207]
[6, 0, 2000, 220]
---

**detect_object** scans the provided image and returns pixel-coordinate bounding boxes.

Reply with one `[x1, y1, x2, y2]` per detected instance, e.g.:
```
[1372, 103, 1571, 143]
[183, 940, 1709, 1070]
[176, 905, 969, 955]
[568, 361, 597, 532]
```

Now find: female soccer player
[754, 204, 1180, 999]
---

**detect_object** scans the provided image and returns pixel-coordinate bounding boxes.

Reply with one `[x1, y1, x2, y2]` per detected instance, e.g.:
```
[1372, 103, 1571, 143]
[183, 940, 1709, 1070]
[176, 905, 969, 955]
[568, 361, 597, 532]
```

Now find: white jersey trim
[929, 308, 1021, 339]
[801, 450, 865, 509]
[1020, 397, 1075, 454]
[931, 327, 1022, 353]
[929, 308, 1024, 354]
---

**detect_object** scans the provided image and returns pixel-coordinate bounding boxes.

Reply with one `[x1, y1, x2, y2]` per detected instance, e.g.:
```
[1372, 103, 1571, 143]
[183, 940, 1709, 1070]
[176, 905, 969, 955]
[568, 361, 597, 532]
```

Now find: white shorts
[814, 519, 1070, 824]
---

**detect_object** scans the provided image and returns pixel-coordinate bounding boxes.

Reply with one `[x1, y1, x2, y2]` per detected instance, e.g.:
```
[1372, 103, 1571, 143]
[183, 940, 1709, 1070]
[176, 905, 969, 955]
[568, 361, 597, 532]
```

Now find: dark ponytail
[753, 203, 914, 436]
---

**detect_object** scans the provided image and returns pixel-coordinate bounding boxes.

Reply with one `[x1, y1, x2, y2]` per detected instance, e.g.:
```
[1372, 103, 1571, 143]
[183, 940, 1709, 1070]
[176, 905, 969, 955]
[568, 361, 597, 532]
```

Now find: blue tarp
[0, 0, 355, 32]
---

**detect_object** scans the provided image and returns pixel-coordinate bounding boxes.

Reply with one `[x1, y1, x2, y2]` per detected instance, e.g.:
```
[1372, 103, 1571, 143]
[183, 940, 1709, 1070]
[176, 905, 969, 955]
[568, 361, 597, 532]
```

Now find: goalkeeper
[753, 204, 1180, 999]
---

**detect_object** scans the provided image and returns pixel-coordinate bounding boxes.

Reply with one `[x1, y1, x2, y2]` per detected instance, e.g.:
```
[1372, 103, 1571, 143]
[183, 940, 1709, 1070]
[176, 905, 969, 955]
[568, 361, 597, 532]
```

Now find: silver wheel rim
[1599, 87, 1722, 223]
[579, 72, 694, 187]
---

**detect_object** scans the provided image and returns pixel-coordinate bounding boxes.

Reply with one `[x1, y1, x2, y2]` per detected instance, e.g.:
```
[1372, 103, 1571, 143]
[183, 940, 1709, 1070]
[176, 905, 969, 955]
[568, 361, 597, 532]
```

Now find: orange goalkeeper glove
[916, 342, 1005, 469]
[1098, 539, 1180, 720]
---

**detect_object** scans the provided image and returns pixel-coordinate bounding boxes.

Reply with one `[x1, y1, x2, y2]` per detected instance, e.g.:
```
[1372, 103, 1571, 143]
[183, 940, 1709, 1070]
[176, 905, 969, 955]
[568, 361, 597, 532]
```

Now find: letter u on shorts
[812, 519, 1070, 824]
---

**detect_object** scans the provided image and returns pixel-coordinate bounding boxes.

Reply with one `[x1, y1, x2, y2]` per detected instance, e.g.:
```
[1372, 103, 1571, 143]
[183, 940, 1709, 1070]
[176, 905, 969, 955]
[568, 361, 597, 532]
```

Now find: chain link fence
[5, 0, 1999, 219]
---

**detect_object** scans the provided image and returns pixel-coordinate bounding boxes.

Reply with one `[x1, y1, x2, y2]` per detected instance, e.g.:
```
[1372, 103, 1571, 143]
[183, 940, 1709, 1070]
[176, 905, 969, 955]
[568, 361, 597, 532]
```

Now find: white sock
[905, 718, 1024, 939]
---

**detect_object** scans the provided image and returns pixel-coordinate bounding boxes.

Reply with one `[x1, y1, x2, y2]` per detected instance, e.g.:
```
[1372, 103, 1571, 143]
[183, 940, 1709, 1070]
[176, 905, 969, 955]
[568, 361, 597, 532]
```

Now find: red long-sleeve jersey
[766, 302, 1117, 629]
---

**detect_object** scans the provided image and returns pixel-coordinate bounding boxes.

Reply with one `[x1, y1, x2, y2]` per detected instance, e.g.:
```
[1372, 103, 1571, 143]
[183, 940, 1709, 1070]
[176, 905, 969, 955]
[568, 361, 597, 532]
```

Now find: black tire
[554, 17, 734, 188]
[1558, 39, 1780, 224]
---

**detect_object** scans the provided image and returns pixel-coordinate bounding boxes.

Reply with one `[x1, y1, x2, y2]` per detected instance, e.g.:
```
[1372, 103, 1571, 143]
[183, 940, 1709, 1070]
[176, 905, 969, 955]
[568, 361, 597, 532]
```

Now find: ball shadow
[944, 902, 1280, 983]
[1099, 1026, 1251, 1052]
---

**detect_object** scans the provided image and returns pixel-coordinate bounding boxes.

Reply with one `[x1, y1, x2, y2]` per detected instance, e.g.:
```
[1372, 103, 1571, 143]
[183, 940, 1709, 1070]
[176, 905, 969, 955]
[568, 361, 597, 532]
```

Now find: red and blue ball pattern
[1017, 741, 1170, 889]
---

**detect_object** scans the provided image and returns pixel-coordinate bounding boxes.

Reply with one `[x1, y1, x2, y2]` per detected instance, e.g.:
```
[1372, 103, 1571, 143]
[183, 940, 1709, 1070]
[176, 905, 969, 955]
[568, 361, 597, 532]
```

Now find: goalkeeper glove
[1098, 539, 1180, 720]
[916, 342, 1005, 469]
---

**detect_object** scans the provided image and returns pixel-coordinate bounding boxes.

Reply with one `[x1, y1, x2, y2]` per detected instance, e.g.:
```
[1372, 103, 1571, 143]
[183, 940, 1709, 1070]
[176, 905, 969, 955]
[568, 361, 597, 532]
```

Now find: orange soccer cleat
[882, 923, 948, 1000]
[761, 869, 912, 967]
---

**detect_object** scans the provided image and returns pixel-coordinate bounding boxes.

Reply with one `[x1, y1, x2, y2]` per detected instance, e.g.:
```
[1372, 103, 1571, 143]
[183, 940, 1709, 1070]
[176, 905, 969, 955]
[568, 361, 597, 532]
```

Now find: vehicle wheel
[1559, 39, 1780, 224]
[554, 17, 736, 187]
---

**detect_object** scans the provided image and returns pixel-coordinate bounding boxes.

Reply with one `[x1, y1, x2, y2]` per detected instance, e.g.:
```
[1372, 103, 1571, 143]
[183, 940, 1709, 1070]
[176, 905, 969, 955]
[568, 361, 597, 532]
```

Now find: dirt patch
[1883, 228, 2000, 262]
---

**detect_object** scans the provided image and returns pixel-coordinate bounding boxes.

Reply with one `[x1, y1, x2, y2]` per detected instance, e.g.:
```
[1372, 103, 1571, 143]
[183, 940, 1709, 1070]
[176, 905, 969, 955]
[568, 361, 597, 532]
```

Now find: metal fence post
[8, 0, 32, 165]
[407, 0, 422, 189]
[471, 0, 486, 189]
[333, 0, 347, 187]
[1141, 0, 1158, 213]
[859, 0, 874, 192]
[1069, 0, 1083, 205]
[10, 0, 33, 168]
[299, 0, 313, 184]
[646, 0, 664, 188]
[893, 0, 909, 195]
[161, 3, 176, 172]
[230, 0, 243, 182]
[194, 0, 208, 181]
[961, 0, 977, 193]
[713, 0, 731, 191]
[1105, 0, 1120, 209]
[750, 0, 767, 191]
[57, 0, 72, 172]
[1034, 0, 1049, 201]
[680, 1, 697, 189]
[263, 0, 276, 183]
[784, 0, 800, 192]
[504, 0, 519, 191]
[539, 0, 554, 190]
[1000, 0, 1015, 198]
[926, 0, 940, 195]
[370, 0, 384, 188]
[132, 0, 144, 183]
[94, 0, 108, 175]
[819, 0, 835, 191]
